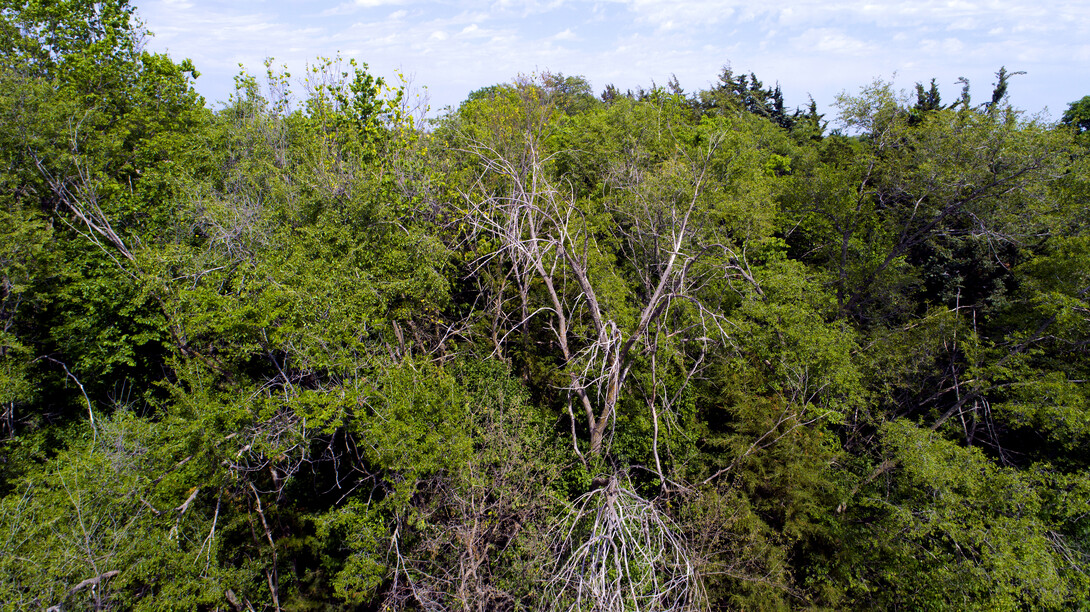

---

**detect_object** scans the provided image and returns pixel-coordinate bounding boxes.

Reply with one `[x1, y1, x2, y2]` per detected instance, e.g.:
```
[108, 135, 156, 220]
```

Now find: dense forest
[2, 1, 1089, 610]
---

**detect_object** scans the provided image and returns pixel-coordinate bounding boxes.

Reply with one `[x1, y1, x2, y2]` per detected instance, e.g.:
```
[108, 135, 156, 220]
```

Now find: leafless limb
[43, 570, 122, 612]
[25, 111, 140, 277]
[456, 94, 730, 461]
[42, 356, 96, 443]
[66, 570, 120, 597]
[702, 405, 826, 486]
[60, 472, 107, 610]
[545, 473, 705, 612]
[198, 491, 222, 572]
[248, 482, 281, 612]
[175, 486, 200, 514]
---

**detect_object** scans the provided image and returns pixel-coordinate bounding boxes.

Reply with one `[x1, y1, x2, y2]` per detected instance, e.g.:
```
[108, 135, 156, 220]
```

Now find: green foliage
[841, 421, 1088, 610]
[1, 13, 1088, 608]
[315, 359, 564, 608]
[1063, 95, 1090, 133]
[0, 204, 53, 435]
[1063, 95, 1090, 149]
[0, 0, 138, 87]
[0, 413, 242, 610]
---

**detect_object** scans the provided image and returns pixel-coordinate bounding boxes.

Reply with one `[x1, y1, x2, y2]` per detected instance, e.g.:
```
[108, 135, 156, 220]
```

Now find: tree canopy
[1, 3, 1088, 610]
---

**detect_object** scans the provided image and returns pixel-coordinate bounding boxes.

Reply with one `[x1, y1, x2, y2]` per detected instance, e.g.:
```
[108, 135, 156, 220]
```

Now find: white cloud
[625, 0, 741, 29]
[792, 28, 873, 55]
[136, 0, 1090, 116]
[355, 0, 411, 7]
[919, 37, 966, 55]
[947, 17, 978, 30]
[320, 0, 411, 16]
[319, 3, 358, 16]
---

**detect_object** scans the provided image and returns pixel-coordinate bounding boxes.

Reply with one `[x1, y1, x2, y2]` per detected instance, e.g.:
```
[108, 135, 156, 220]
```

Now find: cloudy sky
[137, 0, 1089, 121]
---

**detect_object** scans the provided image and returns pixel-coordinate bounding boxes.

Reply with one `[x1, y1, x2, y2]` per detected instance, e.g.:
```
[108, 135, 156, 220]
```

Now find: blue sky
[137, 0, 1089, 122]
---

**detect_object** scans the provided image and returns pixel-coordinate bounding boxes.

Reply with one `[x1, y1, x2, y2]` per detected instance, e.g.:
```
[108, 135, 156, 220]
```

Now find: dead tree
[456, 82, 742, 463]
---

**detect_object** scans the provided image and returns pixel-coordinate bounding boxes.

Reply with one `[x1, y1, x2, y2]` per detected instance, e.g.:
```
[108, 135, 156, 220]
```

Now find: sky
[136, 0, 1090, 122]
